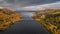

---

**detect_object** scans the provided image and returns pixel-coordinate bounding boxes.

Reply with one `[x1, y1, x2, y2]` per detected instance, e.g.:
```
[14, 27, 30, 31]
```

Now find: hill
[32, 9, 60, 34]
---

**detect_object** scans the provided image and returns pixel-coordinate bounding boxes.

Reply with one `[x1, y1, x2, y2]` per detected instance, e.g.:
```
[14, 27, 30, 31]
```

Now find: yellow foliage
[10, 13, 22, 23]
[32, 9, 60, 34]
[0, 8, 22, 30]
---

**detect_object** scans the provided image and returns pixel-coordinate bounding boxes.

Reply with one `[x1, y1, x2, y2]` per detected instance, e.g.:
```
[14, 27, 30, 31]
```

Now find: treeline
[32, 9, 60, 34]
[0, 8, 22, 30]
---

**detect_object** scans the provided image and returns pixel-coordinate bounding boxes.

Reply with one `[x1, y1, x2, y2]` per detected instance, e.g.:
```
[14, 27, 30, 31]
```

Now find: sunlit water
[20, 11, 34, 20]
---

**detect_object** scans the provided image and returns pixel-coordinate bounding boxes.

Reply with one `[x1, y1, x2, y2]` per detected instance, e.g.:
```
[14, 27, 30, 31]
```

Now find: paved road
[0, 11, 49, 34]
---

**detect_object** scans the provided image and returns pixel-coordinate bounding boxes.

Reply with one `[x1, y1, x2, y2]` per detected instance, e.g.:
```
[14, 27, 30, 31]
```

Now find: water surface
[0, 11, 49, 34]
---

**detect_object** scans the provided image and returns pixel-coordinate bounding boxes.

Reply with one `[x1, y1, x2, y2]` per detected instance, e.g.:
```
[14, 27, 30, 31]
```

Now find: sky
[21, 1, 60, 11]
[0, 0, 60, 34]
[0, 0, 60, 11]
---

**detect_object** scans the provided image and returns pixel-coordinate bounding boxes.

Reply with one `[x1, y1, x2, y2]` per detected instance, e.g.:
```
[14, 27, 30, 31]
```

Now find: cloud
[0, 0, 34, 10]
[0, 0, 59, 11]
[20, 1, 60, 11]
[0, 0, 4, 2]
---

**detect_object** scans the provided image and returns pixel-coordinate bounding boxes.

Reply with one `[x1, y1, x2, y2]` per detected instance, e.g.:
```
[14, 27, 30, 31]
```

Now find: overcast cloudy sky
[0, 0, 60, 11]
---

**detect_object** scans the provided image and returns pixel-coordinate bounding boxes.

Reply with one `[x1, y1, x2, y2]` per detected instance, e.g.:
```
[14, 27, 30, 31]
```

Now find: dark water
[0, 11, 49, 34]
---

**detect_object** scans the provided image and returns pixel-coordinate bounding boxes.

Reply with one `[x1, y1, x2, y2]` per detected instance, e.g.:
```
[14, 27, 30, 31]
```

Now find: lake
[0, 11, 49, 34]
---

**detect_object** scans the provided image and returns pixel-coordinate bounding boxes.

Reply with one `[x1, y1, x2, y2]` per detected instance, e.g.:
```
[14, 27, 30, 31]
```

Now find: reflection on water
[20, 11, 34, 20]
[20, 11, 34, 17]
